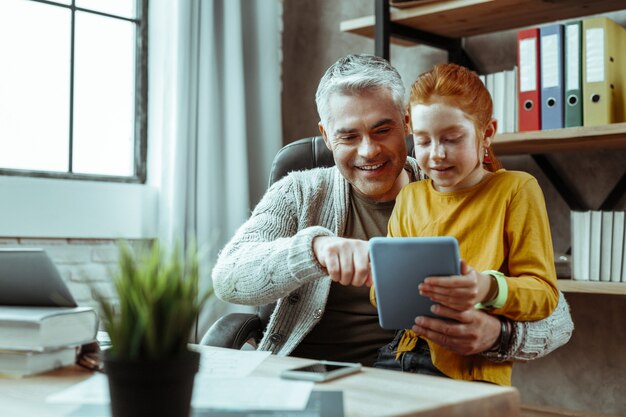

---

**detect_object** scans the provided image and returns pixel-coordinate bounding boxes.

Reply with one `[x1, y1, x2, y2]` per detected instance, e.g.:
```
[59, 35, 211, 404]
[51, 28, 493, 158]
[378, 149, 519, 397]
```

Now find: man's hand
[410, 304, 501, 355]
[312, 236, 372, 287]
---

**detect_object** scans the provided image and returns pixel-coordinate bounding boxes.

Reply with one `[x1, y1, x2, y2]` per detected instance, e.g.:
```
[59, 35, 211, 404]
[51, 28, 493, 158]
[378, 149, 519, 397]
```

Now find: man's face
[319, 89, 409, 203]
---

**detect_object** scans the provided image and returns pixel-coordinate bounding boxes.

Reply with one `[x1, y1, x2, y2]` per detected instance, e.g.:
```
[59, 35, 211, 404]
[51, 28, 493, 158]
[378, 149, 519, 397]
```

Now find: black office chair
[200, 135, 414, 349]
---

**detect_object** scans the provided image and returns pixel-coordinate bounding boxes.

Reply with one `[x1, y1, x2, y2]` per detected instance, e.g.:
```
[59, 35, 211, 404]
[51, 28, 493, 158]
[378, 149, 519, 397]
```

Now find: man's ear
[483, 118, 497, 148]
[319, 122, 333, 151]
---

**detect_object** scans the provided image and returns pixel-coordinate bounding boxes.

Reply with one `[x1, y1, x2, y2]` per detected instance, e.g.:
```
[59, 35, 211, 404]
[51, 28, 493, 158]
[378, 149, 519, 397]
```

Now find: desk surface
[0, 346, 520, 417]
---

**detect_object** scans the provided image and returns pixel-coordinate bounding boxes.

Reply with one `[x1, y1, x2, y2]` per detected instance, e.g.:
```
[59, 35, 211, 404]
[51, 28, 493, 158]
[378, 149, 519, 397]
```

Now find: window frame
[0, 0, 148, 184]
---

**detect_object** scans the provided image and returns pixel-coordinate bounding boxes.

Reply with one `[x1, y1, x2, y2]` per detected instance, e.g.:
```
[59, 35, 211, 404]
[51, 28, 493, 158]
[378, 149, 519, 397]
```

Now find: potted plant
[94, 241, 211, 417]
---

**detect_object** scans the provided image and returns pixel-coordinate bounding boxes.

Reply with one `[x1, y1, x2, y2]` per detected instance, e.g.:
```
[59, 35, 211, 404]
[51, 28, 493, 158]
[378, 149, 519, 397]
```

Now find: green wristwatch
[475, 270, 508, 310]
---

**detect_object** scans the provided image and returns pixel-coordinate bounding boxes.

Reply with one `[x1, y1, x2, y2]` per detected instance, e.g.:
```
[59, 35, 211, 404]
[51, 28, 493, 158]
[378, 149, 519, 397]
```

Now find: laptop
[369, 236, 460, 329]
[0, 248, 77, 307]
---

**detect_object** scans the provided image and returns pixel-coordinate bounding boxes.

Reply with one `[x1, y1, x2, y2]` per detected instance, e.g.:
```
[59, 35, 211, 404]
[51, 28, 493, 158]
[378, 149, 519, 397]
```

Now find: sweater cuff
[287, 226, 335, 284]
[482, 292, 574, 362]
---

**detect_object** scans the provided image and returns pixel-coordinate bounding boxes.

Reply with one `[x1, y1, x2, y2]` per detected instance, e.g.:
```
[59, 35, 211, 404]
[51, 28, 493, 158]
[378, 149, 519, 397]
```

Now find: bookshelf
[493, 123, 626, 155]
[340, 0, 626, 44]
[341, 1, 626, 295]
[555, 258, 626, 295]
[339, 2, 626, 415]
[558, 279, 626, 295]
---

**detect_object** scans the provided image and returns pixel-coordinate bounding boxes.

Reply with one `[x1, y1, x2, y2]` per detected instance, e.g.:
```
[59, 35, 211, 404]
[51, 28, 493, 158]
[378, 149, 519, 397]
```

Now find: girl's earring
[483, 148, 493, 164]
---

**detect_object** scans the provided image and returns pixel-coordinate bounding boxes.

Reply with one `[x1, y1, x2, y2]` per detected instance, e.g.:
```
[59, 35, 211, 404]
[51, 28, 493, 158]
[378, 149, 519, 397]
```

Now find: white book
[0, 346, 76, 377]
[600, 211, 614, 282]
[612, 212, 625, 282]
[493, 71, 506, 134]
[512, 66, 518, 132]
[572, 211, 591, 280]
[0, 306, 98, 351]
[589, 211, 602, 281]
[486, 73, 495, 120]
[570, 211, 582, 280]
[504, 69, 517, 133]
[581, 211, 591, 280]
[623, 220, 626, 283]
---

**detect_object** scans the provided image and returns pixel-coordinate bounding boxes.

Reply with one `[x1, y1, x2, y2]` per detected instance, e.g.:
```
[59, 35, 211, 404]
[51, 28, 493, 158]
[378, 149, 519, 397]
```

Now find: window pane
[0, 0, 70, 172]
[75, 0, 136, 19]
[73, 12, 135, 176]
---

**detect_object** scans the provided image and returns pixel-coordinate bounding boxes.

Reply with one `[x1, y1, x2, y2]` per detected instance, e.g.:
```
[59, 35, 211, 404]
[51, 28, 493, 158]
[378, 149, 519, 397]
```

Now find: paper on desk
[192, 376, 313, 410]
[193, 346, 271, 377]
[47, 374, 312, 411]
[191, 346, 312, 409]
[47, 348, 312, 410]
[46, 373, 109, 404]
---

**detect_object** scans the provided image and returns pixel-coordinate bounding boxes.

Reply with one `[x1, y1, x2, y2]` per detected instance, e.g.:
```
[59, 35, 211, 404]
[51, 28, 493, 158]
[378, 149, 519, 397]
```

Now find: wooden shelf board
[521, 403, 622, 417]
[557, 279, 626, 295]
[492, 123, 626, 155]
[341, 0, 626, 43]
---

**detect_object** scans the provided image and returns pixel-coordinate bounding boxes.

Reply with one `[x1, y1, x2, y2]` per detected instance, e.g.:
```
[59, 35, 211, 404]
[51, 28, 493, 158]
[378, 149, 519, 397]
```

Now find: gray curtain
[148, 0, 282, 340]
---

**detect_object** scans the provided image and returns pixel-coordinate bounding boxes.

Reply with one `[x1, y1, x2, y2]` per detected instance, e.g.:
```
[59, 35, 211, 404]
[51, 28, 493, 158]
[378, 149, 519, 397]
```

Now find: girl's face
[410, 100, 494, 192]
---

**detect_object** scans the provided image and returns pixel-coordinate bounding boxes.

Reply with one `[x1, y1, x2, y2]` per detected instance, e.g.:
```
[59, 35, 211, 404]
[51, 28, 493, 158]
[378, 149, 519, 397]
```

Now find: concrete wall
[282, 1, 626, 415]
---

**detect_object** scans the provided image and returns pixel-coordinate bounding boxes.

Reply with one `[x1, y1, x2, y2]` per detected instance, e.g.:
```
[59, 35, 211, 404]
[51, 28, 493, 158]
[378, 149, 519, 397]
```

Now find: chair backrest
[268, 135, 415, 186]
[258, 134, 414, 325]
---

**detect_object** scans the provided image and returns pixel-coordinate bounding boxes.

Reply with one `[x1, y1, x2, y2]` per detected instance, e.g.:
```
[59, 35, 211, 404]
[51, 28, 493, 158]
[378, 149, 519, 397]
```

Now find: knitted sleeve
[212, 172, 335, 306]
[484, 291, 574, 362]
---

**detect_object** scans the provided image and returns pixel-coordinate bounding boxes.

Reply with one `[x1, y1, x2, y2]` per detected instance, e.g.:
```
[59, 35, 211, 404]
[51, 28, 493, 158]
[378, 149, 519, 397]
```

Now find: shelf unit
[341, 0, 626, 47]
[341, 0, 626, 295]
[493, 123, 626, 156]
[558, 280, 626, 296]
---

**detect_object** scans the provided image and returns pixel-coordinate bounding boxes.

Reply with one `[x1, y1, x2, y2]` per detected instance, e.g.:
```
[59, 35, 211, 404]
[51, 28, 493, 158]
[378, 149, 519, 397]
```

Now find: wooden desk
[0, 347, 520, 417]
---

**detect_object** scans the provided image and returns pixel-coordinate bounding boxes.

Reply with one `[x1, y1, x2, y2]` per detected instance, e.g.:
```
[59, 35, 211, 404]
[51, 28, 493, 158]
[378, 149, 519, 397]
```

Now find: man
[212, 54, 573, 371]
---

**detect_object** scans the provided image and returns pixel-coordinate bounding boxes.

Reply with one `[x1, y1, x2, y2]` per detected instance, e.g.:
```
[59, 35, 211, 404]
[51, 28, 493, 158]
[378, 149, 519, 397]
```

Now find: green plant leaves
[94, 241, 212, 360]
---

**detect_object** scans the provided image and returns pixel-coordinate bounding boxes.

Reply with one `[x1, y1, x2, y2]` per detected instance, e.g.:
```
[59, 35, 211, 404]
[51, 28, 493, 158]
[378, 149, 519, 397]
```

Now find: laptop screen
[0, 248, 77, 307]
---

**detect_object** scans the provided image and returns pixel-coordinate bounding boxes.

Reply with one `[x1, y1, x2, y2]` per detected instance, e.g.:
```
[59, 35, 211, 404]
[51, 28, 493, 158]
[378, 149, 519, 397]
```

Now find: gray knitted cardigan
[212, 159, 573, 361]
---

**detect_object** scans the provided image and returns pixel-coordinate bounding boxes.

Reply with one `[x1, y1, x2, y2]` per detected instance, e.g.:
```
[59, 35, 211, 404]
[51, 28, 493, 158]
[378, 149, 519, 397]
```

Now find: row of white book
[479, 68, 518, 135]
[571, 211, 626, 282]
[0, 306, 98, 377]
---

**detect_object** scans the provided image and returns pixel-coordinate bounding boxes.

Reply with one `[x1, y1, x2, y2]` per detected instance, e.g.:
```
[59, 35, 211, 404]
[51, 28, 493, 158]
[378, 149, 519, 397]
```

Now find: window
[0, 0, 147, 183]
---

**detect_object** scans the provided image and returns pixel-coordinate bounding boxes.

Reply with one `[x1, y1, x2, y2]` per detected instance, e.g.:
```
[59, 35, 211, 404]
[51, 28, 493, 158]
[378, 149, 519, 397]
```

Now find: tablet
[369, 236, 460, 329]
[0, 248, 77, 307]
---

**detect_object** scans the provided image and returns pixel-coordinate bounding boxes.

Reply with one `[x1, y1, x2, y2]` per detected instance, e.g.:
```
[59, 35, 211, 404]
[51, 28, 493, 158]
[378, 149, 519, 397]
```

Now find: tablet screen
[369, 236, 460, 329]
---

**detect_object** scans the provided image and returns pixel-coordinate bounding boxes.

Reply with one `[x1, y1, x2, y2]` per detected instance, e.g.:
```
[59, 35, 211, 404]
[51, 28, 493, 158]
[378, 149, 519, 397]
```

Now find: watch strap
[476, 270, 508, 309]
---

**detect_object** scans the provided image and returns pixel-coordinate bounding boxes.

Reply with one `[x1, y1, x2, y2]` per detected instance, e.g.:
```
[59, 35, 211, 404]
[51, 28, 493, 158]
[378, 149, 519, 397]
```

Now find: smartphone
[280, 360, 361, 382]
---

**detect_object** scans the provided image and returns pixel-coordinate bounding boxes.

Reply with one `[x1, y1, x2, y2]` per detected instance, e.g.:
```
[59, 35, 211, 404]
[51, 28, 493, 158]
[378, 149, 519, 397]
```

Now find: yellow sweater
[383, 169, 559, 385]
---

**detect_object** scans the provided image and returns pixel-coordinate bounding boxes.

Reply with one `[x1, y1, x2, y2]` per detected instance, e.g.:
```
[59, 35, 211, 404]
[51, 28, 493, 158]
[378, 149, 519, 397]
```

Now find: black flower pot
[103, 349, 200, 417]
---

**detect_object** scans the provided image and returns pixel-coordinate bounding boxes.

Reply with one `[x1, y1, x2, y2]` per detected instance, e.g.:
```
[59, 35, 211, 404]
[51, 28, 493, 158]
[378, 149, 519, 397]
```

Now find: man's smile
[356, 161, 387, 171]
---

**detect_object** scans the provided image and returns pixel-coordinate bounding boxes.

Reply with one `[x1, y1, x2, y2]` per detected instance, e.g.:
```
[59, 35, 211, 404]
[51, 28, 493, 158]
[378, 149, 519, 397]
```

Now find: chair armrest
[200, 313, 264, 350]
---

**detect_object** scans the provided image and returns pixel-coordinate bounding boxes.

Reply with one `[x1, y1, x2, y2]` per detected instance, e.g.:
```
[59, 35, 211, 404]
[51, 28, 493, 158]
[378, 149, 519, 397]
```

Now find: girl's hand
[418, 260, 492, 311]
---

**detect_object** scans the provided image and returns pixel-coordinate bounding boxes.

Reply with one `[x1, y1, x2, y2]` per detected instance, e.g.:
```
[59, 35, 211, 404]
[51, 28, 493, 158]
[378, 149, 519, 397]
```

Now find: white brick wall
[1, 238, 150, 307]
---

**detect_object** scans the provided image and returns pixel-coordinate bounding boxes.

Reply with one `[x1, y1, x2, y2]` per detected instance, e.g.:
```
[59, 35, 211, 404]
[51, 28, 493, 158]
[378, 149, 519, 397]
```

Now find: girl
[373, 63, 559, 386]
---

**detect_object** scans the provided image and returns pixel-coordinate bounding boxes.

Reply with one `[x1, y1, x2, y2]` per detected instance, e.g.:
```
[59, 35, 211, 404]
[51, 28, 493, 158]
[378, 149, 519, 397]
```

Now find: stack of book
[516, 17, 626, 132]
[479, 69, 518, 134]
[571, 211, 626, 282]
[0, 306, 99, 377]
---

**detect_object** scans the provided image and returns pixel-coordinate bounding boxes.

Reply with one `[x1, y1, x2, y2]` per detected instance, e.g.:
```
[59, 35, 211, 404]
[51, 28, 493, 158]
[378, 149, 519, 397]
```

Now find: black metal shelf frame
[372, 0, 626, 214]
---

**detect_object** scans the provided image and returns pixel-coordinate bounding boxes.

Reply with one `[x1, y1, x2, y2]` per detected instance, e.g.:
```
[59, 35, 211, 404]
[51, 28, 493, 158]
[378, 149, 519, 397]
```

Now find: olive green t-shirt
[290, 188, 397, 366]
